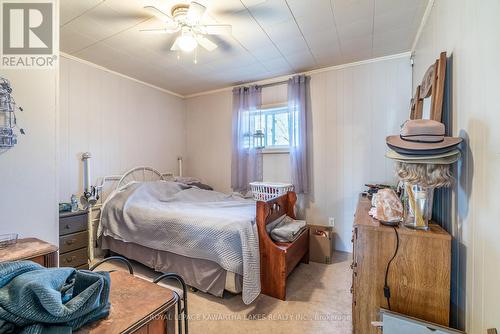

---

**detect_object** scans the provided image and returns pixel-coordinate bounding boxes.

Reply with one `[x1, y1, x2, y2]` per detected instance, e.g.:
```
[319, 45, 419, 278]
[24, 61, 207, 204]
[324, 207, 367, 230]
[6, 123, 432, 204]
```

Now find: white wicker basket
[249, 182, 294, 201]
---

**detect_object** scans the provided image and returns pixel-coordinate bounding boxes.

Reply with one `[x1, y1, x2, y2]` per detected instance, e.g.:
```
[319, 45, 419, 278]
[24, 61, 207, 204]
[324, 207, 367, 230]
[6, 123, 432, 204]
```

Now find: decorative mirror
[410, 52, 447, 122]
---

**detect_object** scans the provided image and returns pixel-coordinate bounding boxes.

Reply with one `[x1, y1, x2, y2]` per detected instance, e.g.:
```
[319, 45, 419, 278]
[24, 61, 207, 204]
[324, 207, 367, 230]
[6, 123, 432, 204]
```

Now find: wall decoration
[0, 78, 25, 149]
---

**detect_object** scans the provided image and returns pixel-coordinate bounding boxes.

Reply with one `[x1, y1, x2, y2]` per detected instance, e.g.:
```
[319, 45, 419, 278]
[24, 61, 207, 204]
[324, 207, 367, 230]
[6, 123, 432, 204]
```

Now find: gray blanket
[266, 215, 307, 242]
[98, 181, 260, 304]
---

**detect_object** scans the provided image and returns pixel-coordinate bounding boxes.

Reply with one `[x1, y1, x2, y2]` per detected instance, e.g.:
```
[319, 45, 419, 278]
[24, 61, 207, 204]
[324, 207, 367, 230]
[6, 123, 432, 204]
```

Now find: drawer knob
[65, 224, 70, 229]
[65, 239, 75, 245]
[65, 256, 76, 263]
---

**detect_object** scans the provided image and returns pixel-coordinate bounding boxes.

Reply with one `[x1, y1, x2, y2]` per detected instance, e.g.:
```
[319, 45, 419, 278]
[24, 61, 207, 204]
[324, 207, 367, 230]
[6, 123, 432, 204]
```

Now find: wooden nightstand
[76, 271, 178, 334]
[0, 237, 58, 267]
[59, 210, 89, 269]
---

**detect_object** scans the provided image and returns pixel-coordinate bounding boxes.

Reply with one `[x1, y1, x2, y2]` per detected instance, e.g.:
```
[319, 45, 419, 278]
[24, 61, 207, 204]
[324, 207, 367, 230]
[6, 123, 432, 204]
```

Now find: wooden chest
[352, 196, 451, 334]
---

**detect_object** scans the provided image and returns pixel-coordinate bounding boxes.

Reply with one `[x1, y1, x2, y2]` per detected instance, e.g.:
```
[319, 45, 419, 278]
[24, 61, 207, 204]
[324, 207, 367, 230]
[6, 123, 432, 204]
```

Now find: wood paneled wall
[59, 56, 186, 202]
[0, 66, 59, 245]
[412, 0, 500, 331]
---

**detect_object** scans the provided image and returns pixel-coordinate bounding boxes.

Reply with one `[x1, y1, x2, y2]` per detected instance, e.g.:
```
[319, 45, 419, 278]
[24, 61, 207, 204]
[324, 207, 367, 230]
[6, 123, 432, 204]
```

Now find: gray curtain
[231, 85, 263, 193]
[288, 75, 310, 194]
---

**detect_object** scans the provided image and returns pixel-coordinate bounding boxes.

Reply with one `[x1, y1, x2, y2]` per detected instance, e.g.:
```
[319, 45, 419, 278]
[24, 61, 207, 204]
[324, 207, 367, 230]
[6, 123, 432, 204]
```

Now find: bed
[95, 167, 308, 304]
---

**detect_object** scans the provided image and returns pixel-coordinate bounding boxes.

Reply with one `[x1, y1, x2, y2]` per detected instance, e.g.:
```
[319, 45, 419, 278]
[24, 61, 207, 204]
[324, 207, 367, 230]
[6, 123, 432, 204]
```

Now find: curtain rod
[235, 79, 288, 90]
[260, 80, 288, 88]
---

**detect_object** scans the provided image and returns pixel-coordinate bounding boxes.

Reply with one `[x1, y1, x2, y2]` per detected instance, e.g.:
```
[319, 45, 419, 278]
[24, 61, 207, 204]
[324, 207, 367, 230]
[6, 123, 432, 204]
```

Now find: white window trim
[261, 147, 290, 154]
[260, 102, 288, 109]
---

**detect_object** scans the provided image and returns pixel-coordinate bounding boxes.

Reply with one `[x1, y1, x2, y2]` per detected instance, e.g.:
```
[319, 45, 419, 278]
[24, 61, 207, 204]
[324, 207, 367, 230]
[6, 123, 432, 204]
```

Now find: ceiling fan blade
[140, 27, 180, 34]
[144, 5, 175, 23]
[196, 35, 217, 52]
[198, 24, 232, 35]
[170, 37, 181, 51]
[187, 1, 207, 23]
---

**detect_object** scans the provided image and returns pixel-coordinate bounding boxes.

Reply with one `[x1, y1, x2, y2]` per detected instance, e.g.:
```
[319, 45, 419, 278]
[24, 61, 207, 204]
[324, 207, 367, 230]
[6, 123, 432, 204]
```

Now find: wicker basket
[249, 182, 294, 201]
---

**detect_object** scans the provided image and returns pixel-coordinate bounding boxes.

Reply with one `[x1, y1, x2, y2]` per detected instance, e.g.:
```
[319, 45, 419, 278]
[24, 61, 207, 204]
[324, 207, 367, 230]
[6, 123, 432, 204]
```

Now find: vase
[403, 183, 434, 230]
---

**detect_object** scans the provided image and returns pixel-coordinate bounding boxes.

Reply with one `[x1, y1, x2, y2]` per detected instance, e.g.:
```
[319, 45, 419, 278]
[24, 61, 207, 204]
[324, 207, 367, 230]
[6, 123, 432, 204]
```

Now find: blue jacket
[0, 261, 110, 334]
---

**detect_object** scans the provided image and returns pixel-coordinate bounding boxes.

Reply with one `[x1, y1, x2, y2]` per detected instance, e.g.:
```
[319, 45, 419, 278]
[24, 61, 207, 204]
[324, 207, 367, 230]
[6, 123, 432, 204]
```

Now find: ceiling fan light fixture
[177, 32, 197, 52]
[142, 2, 231, 54]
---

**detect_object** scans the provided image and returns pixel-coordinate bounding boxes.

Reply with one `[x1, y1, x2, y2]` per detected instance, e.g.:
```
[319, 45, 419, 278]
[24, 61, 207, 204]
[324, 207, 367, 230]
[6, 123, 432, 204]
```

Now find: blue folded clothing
[0, 260, 110, 334]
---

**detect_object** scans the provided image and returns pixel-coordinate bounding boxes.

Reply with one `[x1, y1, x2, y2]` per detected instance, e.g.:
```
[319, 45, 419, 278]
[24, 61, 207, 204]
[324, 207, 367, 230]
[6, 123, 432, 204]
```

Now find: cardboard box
[308, 224, 335, 264]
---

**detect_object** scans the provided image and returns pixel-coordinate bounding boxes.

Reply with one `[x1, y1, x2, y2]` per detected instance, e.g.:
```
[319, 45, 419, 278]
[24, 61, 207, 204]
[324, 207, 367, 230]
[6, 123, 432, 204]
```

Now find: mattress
[101, 236, 243, 296]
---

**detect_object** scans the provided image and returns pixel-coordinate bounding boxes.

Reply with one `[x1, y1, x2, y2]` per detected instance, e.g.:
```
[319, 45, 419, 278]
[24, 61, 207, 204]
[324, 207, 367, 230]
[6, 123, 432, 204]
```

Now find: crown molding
[411, 0, 435, 53]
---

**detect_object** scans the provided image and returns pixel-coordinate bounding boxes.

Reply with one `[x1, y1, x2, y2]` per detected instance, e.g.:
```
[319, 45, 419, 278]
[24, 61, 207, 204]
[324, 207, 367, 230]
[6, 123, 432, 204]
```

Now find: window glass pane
[244, 106, 292, 148]
[266, 113, 273, 146]
[274, 112, 289, 146]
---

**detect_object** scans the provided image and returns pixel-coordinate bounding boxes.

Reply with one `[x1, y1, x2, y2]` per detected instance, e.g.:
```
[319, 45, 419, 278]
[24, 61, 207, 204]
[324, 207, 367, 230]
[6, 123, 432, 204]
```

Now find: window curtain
[231, 85, 263, 193]
[288, 75, 310, 194]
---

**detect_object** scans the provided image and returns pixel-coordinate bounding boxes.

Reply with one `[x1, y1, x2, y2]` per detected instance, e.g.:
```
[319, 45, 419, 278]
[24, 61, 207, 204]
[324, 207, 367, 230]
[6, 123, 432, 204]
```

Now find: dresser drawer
[59, 214, 87, 236]
[59, 248, 88, 268]
[60, 231, 88, 253]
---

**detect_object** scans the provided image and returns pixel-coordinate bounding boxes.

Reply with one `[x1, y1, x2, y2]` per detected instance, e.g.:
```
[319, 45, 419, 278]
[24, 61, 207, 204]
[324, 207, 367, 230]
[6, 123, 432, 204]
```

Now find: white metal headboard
[117, 166, 165, 189]
[95, 167, 174, 202]
[88, 166, 173, 261]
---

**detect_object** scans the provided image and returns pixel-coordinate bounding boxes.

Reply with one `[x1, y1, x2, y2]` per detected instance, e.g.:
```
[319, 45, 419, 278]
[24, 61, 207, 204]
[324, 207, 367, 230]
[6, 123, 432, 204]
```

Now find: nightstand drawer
[60, 231, 88, 253]
[59, 214, 87, 236]
[59, 248, 88, 268]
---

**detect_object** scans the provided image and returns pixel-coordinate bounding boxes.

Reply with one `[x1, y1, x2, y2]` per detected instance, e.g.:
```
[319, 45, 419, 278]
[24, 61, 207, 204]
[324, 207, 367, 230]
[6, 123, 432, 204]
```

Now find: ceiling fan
[141, 1, 232, 53]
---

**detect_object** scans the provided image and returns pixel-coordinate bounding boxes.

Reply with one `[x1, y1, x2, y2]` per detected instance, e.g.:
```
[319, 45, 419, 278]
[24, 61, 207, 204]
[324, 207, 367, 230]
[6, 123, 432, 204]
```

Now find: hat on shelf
[385, 148, 461, 165]
[386, 119, 462, 155]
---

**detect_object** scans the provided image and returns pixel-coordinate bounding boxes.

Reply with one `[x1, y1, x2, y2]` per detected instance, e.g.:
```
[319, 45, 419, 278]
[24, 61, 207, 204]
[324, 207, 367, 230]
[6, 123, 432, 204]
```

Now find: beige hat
[385, 149, 461, 164]
[386, 119, 462, 152]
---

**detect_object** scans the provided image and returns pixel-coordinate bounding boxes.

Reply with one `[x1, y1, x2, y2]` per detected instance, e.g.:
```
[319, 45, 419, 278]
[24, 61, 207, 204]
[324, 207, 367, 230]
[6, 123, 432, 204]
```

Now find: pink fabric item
[372, 189, 403, 223]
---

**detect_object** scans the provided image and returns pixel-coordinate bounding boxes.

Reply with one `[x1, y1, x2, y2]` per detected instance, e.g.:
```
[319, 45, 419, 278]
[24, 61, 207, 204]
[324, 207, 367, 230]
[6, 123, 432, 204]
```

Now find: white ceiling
[60, 0, 427, 96]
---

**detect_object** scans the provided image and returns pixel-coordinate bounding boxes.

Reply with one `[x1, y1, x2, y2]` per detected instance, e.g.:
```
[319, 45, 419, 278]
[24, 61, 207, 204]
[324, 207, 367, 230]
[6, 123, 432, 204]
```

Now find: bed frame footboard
[256, 191, 309, 300]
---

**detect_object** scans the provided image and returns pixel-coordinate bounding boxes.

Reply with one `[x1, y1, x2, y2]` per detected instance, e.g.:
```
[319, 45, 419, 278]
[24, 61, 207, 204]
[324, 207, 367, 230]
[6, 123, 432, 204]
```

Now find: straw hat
[386, 119, 462, 154]
[385, 149, 461, 164]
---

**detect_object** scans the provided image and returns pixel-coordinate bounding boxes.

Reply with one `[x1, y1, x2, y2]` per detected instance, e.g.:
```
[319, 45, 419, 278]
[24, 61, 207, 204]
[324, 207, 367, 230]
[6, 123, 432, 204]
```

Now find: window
[251, 105, 290, 149]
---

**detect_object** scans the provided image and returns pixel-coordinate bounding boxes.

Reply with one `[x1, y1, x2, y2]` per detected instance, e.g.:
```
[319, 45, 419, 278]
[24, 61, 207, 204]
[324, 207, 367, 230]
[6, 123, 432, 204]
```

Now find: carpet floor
[94, 251, 352, 334]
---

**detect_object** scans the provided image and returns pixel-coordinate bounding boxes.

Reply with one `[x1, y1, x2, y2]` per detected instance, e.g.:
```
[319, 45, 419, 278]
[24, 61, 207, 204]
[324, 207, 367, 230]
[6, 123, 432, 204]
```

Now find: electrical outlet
[328, 217, 335, 227]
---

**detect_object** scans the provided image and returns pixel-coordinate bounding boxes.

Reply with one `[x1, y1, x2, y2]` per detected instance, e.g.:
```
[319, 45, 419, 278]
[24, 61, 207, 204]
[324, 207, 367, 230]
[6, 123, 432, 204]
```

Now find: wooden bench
[256, 191, 309, 300]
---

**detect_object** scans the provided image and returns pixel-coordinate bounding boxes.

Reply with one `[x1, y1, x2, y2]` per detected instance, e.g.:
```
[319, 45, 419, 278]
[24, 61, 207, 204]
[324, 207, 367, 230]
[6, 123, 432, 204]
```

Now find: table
[0, 237, 58, 267]
[76, 271, 178, 334]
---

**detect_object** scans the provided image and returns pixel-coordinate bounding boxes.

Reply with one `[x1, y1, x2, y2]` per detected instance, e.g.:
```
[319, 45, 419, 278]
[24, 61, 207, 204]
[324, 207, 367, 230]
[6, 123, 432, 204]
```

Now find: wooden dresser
[0, 238, 58, 267]
[59, 210, 89, 269]
[352, 196, 451, 334]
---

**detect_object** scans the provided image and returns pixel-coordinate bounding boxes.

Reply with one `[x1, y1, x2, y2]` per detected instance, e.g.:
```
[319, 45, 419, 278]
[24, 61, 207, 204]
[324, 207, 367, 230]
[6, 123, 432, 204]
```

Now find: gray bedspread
[98, 181, 260, 304]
